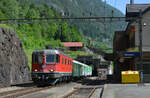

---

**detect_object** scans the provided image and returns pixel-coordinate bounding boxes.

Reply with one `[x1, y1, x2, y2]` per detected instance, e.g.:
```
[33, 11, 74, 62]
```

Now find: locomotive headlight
[42, 64, 46, 69]
[50, 69, 54, 72]
[34, 69, 37, 72]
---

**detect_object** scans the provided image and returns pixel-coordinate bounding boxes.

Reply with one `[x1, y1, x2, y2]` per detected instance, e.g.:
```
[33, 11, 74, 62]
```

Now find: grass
[0, 24, 13, 30]
[24, 49, 33, 71]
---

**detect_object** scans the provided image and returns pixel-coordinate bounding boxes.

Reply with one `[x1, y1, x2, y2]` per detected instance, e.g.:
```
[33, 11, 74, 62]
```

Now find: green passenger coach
[72, 60, 92, 78]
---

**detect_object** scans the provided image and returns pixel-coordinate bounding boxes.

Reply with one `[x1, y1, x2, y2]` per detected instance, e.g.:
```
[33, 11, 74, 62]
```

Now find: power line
[0, 17, 137, 24]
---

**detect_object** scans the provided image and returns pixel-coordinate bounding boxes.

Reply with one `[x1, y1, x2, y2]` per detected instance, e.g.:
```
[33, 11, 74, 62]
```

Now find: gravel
[19, 82, 82, 98]
[0, 77, 104, 98]
[0, 86, 25, 93]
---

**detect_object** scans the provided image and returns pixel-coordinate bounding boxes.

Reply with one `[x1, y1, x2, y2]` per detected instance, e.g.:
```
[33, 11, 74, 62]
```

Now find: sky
[104, 0, 150, 14]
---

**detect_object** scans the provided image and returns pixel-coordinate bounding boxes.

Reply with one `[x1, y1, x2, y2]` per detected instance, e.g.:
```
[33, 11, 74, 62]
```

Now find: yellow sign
[121, 71, 140, 83]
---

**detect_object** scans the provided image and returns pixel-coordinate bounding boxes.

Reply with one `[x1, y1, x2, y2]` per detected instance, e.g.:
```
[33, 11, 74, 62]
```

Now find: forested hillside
[28, 0, 126, 49]
[0, 0, 126, 68]
[0, 0, 83, 68]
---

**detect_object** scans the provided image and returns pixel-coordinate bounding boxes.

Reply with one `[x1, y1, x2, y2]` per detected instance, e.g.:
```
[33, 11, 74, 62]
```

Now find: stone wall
[0, 28, 31, 84]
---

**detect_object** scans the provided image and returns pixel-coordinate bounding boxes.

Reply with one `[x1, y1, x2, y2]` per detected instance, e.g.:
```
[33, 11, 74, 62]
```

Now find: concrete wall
[133, 10, 150, 51]
[126, 10, 150, 82]
[133, 10, 150, 82]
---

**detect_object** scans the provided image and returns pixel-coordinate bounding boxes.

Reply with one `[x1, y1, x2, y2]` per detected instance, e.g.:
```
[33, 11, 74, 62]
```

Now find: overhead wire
[0, 17, 137, 24]
[0, 1, 143, 24]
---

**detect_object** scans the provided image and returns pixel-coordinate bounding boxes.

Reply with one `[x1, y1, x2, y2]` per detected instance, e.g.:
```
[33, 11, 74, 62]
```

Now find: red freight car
[31, 49, 73, 85]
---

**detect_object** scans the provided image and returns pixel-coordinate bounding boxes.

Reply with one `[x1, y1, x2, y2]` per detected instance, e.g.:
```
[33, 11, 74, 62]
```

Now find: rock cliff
[0, 27, 31, 84]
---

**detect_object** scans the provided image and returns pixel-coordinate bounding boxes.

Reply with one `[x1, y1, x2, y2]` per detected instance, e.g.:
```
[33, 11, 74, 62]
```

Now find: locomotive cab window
[46, 54, 55, 63]
[56, 55, 60, 63]
[32, 53, 43, 64]
[46, 54, 60, 63]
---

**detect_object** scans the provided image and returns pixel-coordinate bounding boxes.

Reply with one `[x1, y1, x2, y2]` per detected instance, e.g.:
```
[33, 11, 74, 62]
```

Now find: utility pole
[104, 0, 106, 32]
[60, 24, 63, 41]
[130, 0, 134, 4]
[139, 9, 143, 84]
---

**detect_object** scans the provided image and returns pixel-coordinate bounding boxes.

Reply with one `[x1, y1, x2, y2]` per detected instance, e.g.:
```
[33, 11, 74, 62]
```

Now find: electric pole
[139, 9, 143, 84]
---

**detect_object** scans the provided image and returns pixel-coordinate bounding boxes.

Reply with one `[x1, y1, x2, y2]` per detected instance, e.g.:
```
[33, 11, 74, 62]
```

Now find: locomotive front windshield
[32, 53, 43, 64]
[46, 54, 60, 63]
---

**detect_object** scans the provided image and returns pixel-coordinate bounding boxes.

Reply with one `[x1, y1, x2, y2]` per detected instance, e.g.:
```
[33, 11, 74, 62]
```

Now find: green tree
[26, 8, 40, 18]
[0, 0, 19, 18]
[0, 10, 6, 18]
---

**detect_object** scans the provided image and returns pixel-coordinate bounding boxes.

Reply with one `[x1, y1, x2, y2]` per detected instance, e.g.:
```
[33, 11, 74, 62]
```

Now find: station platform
[102, 84, 150, 98]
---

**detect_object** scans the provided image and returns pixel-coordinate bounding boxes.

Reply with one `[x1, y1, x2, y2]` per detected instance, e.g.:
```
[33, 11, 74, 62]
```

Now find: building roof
[126, 4, 150, 17]
[61, 42, 83, 47]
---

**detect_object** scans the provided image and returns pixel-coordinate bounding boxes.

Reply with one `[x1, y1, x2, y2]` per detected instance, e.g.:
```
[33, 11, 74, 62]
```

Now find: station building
[113, 4, 150, 82]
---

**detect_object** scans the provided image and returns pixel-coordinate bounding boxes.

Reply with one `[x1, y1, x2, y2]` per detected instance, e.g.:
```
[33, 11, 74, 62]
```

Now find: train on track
[97, 68, 108, 80]
[31, 49, 92, 85]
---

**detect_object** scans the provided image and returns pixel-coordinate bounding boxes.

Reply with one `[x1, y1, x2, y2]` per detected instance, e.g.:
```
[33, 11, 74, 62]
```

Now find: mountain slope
[30, 0, 126, 48]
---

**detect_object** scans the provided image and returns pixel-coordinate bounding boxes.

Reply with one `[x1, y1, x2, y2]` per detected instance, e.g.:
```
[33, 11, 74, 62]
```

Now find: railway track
[0, 84, 9, 89]
[0, 81, 36, 98]
[61, 77, 105, 98]
[2, 86, 54, 98]
[0, 82, 67, 98]
[0, 81, 33, 89]
[0, 77, 105, 98]
[62, 86, 103, 98]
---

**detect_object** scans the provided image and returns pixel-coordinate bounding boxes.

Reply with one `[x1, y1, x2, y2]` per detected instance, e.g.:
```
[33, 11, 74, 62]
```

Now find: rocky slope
[0, 27, 30, 84]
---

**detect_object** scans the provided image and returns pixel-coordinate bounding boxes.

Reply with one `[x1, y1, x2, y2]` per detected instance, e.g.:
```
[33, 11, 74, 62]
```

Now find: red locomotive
[31, 49, 73, 85]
